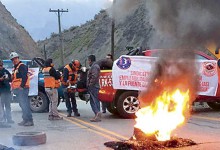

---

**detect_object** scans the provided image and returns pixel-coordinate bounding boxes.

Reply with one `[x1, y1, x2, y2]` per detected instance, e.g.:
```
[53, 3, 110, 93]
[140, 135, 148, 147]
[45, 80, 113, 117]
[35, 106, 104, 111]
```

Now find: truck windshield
[3, 60, 39, 69]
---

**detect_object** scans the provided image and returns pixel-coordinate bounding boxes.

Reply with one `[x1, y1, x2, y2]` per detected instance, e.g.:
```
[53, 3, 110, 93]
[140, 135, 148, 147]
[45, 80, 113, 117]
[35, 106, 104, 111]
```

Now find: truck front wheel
[29, 91, 49, 113]
[117, 91, 140, 119]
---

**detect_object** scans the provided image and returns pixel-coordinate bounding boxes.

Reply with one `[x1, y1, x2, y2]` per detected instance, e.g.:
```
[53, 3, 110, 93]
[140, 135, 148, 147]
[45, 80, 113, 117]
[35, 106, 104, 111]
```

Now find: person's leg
[46, 88, 62, 120]
[14, 89, 26, 123]
[51, 89, 59, 116]
[0, 97, 6, 121]
[93, 87, 100, 112]
[1, 91, 13, 123]
[0, 95, 4, 123]
[19, 88, 33, 126]
[45, 88, 53, 117]
[101, 102, 107, 113]
[88, 87, 101, 122]
[70, 92, 80, 116]
[63, 88, 72, 117]
[89, 89, 98, 115]
[0, 94, 11, 128]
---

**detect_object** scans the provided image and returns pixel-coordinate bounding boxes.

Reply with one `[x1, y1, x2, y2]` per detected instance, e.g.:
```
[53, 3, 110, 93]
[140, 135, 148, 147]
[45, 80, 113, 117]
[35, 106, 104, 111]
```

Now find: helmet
[72, 60, 81, 68]
[9, 52, 19, 60]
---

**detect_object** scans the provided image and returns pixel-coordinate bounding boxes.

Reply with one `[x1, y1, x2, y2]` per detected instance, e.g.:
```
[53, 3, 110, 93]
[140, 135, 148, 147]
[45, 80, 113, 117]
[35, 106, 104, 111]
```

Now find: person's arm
[18, 64, 28, 88]
[63, 68, 69, 82]
[49, 67, 60, 80]
[88, 65, 100, 87]
[5, 69, 12, 82]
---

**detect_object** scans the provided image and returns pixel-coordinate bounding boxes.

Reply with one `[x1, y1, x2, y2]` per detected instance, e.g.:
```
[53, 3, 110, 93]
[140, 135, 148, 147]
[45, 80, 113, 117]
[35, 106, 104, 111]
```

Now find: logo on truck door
[116, 56, 131, 70]
[202, 62, 217, 77]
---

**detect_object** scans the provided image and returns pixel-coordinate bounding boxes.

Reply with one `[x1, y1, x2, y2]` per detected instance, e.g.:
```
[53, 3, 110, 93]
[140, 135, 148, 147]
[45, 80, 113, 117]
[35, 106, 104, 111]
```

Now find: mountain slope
[38, 1, 153, 66]
[0, 2, 41, 60]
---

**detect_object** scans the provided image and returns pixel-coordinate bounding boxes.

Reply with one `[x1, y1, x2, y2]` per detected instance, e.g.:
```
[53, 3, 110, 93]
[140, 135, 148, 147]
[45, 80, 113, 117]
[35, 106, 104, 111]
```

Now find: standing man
[87, 55, 101, 122]
[0, 60, 11, 128]
[62, 60, 81, 117]
[0, 60, 14, 123]
[10, 52, 34, 126]
[95, 54, 113, 113]
[43, 59, 63, 120]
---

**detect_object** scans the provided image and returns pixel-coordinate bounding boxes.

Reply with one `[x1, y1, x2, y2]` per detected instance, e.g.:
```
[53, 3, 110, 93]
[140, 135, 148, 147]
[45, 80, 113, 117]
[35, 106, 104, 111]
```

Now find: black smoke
[146, 0, 220, 49]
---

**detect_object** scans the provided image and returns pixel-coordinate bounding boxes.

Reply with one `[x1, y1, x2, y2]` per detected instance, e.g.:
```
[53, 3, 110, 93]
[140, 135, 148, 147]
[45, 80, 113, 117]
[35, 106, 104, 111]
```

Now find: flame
[134, 89, 190, 141]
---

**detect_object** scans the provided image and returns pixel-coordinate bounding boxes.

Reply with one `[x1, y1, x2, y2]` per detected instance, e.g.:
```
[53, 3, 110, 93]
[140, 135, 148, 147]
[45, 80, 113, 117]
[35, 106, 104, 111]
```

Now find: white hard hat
[9, 52, 19, 60]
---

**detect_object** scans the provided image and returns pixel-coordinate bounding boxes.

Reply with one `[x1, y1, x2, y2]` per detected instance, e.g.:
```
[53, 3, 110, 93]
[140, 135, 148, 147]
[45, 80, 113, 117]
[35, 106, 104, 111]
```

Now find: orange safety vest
[62, 64, 78, 86]
[11, 63, 30, 89]
[42, 67, 60, 88]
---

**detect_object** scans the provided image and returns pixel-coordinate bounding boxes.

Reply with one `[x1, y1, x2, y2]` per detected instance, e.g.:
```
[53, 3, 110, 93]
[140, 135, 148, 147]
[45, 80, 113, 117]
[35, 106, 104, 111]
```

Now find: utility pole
[43, 44, 47, 60]
[49, 8, 68, 66]
[111, 0, 116, 60]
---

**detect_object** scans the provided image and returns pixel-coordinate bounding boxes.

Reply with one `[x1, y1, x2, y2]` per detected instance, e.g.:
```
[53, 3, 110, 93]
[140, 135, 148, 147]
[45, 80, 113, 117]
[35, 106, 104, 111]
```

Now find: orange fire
[134, 89, 190, 141]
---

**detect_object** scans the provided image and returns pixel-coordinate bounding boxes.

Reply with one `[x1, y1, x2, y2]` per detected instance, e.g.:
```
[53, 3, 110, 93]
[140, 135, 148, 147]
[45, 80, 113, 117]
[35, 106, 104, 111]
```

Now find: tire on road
[29, 91, 49, 113]
[207, 102, 220, 111]
[117, 91, 140, 119]
[106, 102, 118, 115]
[13, 132, 46, 146]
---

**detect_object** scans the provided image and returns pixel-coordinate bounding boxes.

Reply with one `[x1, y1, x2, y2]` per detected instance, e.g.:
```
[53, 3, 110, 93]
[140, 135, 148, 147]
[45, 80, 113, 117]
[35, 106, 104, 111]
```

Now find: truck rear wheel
[117, 91, 139, 119]
[207, 102, 220, 110]
[29, 91, 49, 113]
[106, 102, 118, 115]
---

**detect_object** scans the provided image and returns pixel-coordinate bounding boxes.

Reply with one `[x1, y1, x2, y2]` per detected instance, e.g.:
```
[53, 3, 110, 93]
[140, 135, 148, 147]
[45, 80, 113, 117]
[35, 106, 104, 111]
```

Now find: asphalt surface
[0, 100, 220, 150]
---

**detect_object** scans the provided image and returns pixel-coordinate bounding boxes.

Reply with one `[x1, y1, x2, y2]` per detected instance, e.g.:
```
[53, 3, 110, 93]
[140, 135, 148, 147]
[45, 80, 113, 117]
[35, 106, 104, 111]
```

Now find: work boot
[67, 113, 71, 117]
[74, 112, 80, 117]
[0, 122, 11, 128]
[18, 120, 26, 126]
[23, 121, 34, 126]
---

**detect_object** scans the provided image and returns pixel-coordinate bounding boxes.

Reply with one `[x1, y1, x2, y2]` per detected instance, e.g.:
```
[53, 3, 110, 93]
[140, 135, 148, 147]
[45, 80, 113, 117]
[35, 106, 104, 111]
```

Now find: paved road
[0, 101, 220, 150]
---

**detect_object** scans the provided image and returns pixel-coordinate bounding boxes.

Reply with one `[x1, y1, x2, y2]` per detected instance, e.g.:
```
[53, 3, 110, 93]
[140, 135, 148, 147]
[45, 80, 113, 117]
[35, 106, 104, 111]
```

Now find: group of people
[0, 52, 113, 128]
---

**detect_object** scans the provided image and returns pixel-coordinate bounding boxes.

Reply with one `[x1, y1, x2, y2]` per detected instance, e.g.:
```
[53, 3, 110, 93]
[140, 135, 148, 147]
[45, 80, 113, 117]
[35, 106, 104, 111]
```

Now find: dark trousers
[101, 102, 107, 112]
[13, 88, 33, 122]
[88, 86, 100, 115]
[0, 91, 12, 121]
[63, 88, 78, 114]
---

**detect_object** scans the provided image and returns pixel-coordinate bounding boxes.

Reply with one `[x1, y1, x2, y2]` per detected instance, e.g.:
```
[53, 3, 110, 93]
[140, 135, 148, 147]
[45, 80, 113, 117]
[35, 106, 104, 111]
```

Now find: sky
[1, 0, 113, 41]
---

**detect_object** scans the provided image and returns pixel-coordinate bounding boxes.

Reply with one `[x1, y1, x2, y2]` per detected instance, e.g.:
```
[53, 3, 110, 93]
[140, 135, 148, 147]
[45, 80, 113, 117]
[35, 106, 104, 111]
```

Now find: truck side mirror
[215, 47, 219, 54]
[126, 46, 134, 51]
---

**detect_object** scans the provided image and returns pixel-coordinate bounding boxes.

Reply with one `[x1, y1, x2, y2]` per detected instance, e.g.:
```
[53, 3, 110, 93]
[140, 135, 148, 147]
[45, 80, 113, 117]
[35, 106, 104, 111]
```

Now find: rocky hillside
[0, 2, 41, 60]
[38, 0, 153, 67]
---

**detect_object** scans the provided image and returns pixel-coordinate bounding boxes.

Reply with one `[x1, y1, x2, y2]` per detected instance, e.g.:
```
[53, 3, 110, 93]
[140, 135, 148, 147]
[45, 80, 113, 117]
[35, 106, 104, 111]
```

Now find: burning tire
[117, 91, 139, 118]
[207, 102, 220, 110]
[13, 132, 46, 146]
[29, 91, 49, 113]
